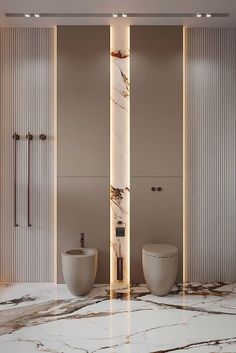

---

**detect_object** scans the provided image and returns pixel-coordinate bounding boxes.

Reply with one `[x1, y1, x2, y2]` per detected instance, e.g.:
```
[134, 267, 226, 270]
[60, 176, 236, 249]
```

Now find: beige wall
[57, 26, 110, 283]
[57, 25, 183, 284]
[187, 28, 236, 282]
[0, 28, 55, 282]
[130, 26, 183, 282]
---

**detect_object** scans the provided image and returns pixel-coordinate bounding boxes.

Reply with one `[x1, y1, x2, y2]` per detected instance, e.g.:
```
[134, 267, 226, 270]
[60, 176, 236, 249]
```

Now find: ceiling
[0, 0, 236, 27]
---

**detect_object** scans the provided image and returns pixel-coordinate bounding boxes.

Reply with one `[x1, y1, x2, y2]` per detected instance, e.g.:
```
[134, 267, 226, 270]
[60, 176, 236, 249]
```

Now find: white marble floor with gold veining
[0, 283, 236, 353]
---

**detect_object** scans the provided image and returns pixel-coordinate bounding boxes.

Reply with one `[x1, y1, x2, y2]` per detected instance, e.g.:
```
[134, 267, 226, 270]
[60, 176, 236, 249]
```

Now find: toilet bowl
[142, 243, 178, 296]
[62, 248, 98, 296]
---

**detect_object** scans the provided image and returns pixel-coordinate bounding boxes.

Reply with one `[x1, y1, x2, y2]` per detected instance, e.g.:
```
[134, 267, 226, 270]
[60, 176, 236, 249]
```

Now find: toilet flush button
[151, 187, 162, 192]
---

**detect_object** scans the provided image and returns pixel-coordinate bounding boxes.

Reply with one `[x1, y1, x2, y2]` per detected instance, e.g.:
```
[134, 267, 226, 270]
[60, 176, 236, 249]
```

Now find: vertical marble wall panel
[110, 24, 130, 286]
[186, 28, 236, 282]
[0, 28, 56, 282]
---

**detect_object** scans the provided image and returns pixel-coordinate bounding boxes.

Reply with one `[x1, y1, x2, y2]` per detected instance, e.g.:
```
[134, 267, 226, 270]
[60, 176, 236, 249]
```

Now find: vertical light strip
[183, 26, 188, 283]
[110, 26, 113, 286]
[110, 24, 130, 287]
[53, 26, 58, 283]
[127, 25, 130, 288]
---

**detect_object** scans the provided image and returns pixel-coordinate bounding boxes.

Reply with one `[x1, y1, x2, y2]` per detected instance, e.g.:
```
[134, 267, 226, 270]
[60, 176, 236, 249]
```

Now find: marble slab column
[110, 23, 130, 287]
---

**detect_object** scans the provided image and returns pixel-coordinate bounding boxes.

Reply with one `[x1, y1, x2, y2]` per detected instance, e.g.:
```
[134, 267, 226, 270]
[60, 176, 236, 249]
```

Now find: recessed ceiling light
[34, 13, 40, 18]
[196, 13, 202, 18]
[206, 13, 212, 18]
[24, 13, 31, 17]
[112, 13, 118, 18]
[122, 13, 127, 18]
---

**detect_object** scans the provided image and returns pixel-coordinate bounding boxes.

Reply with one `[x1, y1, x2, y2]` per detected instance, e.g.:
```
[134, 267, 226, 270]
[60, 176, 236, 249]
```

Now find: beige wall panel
[0, 28, 55, 282]
[57, 26, 109, 177]
[130, 26, 183, 283]
[57, 26, 110, 283]
[57, 177, 109, 283]
[187, 28, 236, 282]
[131, 26, 183, 177]
[131, 177, 183, 283]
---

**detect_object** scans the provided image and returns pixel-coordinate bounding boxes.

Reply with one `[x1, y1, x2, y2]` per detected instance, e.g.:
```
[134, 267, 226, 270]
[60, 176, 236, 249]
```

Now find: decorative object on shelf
[116, 240, 123, 281]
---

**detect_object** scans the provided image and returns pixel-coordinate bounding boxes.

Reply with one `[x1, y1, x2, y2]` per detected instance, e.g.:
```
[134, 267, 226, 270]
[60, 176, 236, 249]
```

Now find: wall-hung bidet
[62, 248, 98, 296]
[142, 244, 178, 296]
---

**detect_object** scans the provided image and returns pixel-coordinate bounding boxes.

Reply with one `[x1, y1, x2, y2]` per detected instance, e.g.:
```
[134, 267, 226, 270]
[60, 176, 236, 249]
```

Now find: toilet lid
[142, 243, 178, 258]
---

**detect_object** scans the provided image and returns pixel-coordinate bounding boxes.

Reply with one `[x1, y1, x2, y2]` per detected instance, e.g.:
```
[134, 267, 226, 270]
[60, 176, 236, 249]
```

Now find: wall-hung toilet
[142, 244, 178, 296]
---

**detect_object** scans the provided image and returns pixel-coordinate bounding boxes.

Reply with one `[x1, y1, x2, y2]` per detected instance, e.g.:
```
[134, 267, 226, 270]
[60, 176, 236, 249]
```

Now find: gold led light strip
[53, 26, 58, 283]
[110, 24, 130, 288]
[183, 26, 188, 283]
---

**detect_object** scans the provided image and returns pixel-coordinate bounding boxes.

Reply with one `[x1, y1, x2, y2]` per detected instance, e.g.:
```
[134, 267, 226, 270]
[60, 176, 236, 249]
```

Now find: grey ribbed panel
[0, 28, 55, 282]
[186, 28, 236, 282]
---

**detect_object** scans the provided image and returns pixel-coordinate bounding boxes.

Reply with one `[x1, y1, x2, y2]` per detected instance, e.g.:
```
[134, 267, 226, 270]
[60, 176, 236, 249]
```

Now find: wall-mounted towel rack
[12, 132, 47, 227]
[26, 132, 33, 227]
[12, 133, 20, 227]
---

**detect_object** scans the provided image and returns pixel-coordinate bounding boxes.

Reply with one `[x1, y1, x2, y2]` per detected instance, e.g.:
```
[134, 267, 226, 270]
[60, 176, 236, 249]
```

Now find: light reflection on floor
[0, 282, 235, 353]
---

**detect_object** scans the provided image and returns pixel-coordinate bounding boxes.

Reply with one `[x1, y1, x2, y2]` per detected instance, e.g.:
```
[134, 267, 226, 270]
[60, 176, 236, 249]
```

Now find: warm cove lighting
[110, 24, 130, 287]
[183, 26, 188, 282]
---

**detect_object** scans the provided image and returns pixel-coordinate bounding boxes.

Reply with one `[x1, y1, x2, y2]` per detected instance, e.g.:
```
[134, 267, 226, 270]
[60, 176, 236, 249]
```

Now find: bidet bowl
[62, 248, 98, 296]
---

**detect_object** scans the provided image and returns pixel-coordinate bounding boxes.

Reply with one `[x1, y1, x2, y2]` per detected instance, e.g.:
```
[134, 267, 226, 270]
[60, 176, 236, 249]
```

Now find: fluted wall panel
[186, 28, 236, 282]
[0, 28, 56, 282]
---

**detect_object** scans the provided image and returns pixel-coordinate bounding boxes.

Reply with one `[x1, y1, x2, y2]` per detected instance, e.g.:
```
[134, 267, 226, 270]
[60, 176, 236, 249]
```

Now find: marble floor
[0, 283, 236, 353]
